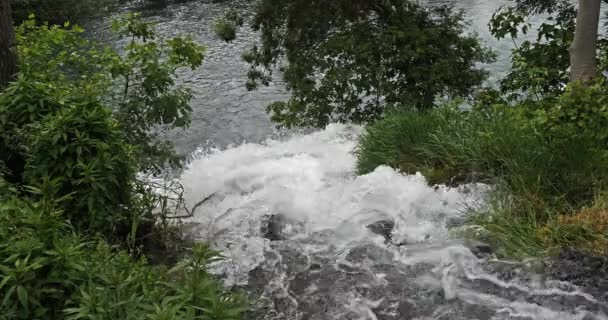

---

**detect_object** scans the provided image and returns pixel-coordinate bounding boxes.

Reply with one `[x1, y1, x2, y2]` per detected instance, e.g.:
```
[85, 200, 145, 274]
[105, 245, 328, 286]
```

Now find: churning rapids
[179, 124, 607, 320]
[91, 0, 608, 318]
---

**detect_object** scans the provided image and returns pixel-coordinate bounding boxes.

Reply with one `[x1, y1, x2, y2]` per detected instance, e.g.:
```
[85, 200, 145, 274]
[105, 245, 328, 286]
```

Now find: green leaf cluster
[489, 0, 576, 101]
[0, 197, 244, 320]
[246, 0, 495, 128]
[356, 105, 608, 256]
[0, 15, 205, 238]
[213, 8, 244, 42]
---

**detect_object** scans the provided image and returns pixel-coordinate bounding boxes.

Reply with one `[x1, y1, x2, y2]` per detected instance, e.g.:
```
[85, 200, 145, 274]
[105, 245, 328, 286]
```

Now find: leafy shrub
[13, 14, 205, 174]
[358, 106, 608, 212]
[0, 12, 244, 320]
[0, 196, 244, 320]
[522, 79, 608, 143]
[488, 1, 576, 101]
[0, 15, 204, 239]
[246, 0, 494, 128]
[213, 19, 237, 42]
[24, 101, 136, 233]
[212, 8, 244, 42]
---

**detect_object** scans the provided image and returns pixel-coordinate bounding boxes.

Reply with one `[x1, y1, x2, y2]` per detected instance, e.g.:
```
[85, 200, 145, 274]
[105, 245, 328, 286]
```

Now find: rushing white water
[179, 124, 607, 320]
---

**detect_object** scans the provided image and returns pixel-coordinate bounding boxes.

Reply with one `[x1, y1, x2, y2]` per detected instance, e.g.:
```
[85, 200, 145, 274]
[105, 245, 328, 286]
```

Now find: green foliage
[357, 105, 608, 216]
[0, 197, 244, 320]
[357, 93, 608, 256]
[213, 19, 237, 42]
[355, 107, 444, 179]
[487, 0, 608, 101]
[110, 14, 205, 172]
[0, 14, 204, 239]
[25, 102, 136, 233]
[489, 0, 573, 100]
[213, 9, 243, 42]
[246, 0, 494, 128]
[13, 14, 205, 174]
[0, 12, 243, 320]
[523, 79, 608, 142]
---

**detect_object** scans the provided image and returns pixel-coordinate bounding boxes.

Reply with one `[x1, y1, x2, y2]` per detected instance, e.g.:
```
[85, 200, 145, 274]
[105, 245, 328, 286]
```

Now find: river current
[96, 1, 608, 318]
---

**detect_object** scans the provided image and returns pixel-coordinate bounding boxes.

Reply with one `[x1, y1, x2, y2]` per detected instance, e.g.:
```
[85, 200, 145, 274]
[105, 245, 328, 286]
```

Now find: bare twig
[165, 192, 218, 219]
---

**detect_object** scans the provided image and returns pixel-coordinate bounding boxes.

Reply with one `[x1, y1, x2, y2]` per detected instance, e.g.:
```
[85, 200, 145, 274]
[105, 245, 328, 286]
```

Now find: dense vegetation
[3, 0, 608, 318]
[0, 13, 244, 320]
[240, 0, 494, 128]
[357, 0, 608, 257]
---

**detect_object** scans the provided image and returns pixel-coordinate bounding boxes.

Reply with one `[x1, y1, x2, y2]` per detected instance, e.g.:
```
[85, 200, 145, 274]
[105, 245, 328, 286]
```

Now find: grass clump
[356, 102, 608, 257]
[213, 9, 243, 42]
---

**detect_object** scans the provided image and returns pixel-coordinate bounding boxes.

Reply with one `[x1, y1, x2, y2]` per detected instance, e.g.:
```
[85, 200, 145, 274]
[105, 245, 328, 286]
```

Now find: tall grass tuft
[356, 105, 608, 256]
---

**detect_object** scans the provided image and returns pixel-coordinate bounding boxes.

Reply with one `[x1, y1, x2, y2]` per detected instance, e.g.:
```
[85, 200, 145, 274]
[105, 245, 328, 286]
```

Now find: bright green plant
[489, 0, 576, 101]
[13, 14, 205, 174]
[0, 196, 244, 320]
[24, 101, 136, 233]
[109, 14, 205, 172]
[525, 79, 608, 142]
[358, 106, 608, 213]
[0, 14, 204, 239]
[213, 9, 243, 42]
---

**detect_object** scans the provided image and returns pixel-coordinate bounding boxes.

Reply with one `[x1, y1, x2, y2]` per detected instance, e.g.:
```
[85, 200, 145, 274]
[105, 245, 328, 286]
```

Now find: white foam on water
[180, 124, 484, 273]
[178, 123, 605, 319]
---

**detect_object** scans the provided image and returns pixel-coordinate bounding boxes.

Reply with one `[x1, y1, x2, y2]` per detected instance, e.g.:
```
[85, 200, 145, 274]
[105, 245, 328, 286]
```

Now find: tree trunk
[0, 0, 17, 91]
[570, 0, 602, 82]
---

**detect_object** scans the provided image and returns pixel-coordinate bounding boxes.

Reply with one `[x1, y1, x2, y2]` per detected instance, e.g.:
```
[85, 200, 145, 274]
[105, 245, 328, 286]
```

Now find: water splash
[179, 124, 607, 319]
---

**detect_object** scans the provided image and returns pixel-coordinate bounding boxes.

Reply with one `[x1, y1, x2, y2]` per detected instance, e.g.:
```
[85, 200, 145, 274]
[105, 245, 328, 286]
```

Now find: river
[97, 1, 608, 319]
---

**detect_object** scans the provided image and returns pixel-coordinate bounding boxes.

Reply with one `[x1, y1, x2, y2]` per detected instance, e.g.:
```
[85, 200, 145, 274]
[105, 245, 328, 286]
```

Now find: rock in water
[366, 220, 395, 243]
[261, 214, 285, 241]
[461, 239, 494, 258]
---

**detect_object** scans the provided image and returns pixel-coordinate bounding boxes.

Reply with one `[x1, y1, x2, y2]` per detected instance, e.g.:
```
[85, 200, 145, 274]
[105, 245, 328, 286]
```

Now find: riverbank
[356, 106, 608, 256]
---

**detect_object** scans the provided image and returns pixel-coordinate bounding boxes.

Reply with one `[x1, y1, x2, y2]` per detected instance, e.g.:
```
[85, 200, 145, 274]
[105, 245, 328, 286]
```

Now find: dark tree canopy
[245, 0, 495, 128]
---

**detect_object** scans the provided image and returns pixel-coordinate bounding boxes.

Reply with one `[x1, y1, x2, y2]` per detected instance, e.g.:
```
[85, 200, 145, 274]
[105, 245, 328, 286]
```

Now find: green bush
[0, 12, 244, 320]
[357, 106, 608, 212]
[24, 101, 136, 233]
[0, 197, 244, 320]
[522, 79, 608, 143]
[246, 0, 495, 128]
[212, 8, 243, 42]
[213, 18, 237, 42]
[13, 15, 205, 174]
[0, 15, 204, 240]
[357, 103, 608, 256]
